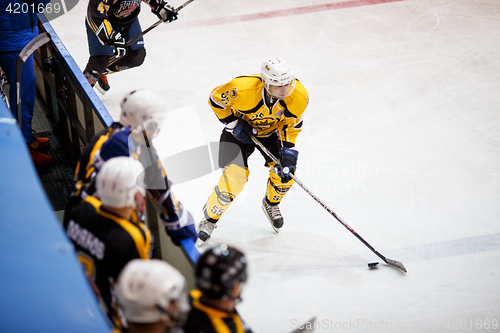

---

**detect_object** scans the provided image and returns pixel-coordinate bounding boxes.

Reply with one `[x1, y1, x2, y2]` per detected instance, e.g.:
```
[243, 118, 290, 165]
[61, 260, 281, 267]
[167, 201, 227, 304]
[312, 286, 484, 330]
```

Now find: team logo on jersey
[229, 88, 238, 99]
[115, 0, 141, 17]
[274, 110, 284, 116]
[116, 4, 137, 17]
[251, 117, 278, 128]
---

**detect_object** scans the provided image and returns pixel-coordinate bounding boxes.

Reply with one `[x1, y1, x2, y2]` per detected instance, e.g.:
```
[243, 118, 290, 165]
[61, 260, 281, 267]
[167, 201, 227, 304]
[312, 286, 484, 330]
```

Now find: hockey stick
[251, 136, 407, 273]
[126, 0, 195, 47]
[108, 0, 195, 66]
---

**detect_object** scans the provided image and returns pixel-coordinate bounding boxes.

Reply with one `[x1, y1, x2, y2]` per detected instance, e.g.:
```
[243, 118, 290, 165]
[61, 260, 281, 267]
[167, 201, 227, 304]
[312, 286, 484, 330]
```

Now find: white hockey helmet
[119, 90, 167, 138]
[261, 58, 296, 99]
[116, 259, 190, 325]
[96, 156, 146, 208]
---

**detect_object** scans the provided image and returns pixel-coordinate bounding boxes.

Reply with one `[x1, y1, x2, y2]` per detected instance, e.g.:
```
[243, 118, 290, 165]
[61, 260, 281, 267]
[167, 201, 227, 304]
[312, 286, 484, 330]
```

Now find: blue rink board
[0, 101, 111, 332]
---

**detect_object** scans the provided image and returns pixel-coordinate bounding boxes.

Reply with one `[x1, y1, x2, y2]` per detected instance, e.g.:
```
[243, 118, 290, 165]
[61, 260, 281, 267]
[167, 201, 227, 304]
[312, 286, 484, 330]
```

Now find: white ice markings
[392, 232, 500, 263]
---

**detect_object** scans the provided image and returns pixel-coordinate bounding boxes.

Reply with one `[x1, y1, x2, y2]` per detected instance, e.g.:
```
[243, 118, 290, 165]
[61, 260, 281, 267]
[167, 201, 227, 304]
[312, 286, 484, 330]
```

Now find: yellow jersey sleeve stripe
[86, 16, 98, 32]
[85, 134, 110, 180]
[103, 19, 113, 37]
[85, 196, 151, 259]
[74, 160, 81, 178]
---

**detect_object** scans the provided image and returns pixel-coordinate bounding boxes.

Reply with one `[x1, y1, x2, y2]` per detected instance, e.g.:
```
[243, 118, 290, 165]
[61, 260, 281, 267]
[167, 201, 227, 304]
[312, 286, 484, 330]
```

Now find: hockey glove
[160, 205, 197, 246]
[275, 147, 299, 183]
[154, 1, 178, 23]
[109, 32, 127, 57]
[226, 119, 257, 145]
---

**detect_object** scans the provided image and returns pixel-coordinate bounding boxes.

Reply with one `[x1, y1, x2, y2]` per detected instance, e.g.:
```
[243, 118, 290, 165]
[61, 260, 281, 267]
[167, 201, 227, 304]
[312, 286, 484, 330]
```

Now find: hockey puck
[368, 262, 379, 268]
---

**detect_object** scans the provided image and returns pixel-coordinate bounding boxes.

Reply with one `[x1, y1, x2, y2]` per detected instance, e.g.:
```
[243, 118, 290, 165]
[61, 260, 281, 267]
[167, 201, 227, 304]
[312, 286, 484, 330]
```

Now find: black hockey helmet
[195, 244, 248, 300]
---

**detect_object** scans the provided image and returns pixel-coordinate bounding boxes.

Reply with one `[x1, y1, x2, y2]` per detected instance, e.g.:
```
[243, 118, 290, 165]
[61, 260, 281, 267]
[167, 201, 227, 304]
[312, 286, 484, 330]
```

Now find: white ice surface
[51, 0, 500, 332]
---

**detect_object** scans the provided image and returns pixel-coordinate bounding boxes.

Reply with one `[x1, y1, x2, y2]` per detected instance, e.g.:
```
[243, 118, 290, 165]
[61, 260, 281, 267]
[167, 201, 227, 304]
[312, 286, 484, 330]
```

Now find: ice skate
[262, 197, 284, 233]
[197, 217, 217, 242]
[95, 75, 110, 95]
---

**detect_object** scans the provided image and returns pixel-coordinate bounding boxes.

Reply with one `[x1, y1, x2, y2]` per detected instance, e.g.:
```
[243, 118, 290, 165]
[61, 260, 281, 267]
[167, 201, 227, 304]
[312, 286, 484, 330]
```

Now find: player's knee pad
[269, 164, 295, 186]
[219, 164, 249, 196]
[126, 48, 146, 68]
[107, 48, 147, 72]
[266, 167, 294, 204]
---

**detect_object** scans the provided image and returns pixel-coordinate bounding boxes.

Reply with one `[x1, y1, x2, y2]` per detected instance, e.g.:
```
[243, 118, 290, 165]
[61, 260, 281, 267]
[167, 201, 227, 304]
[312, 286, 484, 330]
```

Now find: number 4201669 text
[5, 2, 62, 14]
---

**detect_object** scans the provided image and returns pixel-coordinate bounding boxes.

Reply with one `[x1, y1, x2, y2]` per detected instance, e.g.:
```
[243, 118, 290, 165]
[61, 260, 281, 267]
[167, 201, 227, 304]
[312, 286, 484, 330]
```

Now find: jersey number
[78, 252, 96, 279]
[97, 2, 109, 14]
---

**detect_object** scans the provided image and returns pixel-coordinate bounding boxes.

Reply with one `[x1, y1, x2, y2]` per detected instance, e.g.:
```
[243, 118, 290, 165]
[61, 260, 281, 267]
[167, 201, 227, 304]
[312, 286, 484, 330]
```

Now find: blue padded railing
[0, 99, 111, 332]
[37, 13, 114, 129]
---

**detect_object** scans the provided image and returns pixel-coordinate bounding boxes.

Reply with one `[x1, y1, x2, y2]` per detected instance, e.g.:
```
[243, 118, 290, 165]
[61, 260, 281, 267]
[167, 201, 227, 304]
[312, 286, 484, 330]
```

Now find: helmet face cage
[155, 283, 190, 327]
[261, 58, 296, 99]
[196, 244, 248, 300]
[119, 90, 166, 139]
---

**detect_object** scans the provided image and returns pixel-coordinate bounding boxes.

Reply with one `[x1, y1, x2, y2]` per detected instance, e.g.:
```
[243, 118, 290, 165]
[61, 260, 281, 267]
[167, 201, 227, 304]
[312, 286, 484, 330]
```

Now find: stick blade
[385, 258, 407, 273]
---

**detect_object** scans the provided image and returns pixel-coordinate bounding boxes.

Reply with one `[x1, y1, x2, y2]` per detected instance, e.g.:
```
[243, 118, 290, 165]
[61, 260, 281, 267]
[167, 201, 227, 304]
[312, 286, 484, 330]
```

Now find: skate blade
[94, 84, 108, 95]
[196, 238, 207, 247]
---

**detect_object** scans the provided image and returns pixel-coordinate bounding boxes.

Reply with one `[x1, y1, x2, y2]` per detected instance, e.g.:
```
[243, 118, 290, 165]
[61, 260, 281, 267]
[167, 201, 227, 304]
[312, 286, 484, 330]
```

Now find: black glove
[109, 32, 127, 57]
[154, 1, 178, 22]
[226, 119, 256, 144]
[275, 147, 298, 183]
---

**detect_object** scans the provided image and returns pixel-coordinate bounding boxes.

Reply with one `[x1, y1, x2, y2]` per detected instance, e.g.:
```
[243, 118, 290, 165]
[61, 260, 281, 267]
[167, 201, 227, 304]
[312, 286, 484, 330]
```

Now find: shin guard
[204, 164, 249, 221]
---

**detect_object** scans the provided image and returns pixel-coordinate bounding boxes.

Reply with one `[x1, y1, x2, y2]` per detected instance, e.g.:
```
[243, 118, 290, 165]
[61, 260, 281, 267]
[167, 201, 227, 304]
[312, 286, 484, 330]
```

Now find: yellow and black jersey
[69, 121, 181, 223]
[209, 74, 309, 146]
[73, 122, 122, 199]
[183, 290, 252, 333]
[63, 196, 152, 328]
[86, 0, 162, 44]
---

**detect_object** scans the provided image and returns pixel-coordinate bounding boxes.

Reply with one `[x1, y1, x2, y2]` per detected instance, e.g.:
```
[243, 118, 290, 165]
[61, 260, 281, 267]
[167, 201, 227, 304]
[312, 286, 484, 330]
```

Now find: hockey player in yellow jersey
[197, 58, 309, 242]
